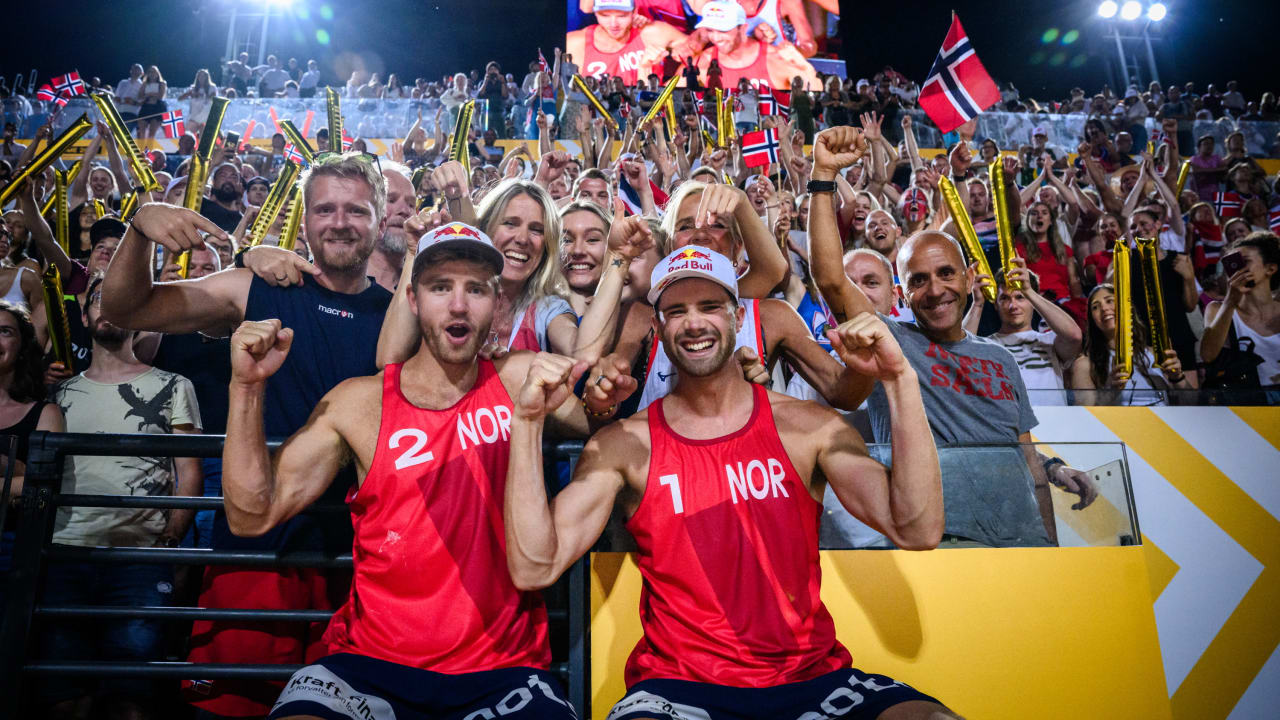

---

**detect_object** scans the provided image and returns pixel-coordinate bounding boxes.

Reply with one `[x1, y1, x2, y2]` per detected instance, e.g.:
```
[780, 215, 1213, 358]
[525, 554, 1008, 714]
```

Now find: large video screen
[565, 0, 839, 90]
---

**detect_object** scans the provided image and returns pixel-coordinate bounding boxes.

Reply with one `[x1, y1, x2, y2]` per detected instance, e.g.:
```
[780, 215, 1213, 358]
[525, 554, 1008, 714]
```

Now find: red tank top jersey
[718, 40, 773, 91]
[623, 384, 851, 688]
[585, 25, 650, 85]
[322, 361, 550, 673]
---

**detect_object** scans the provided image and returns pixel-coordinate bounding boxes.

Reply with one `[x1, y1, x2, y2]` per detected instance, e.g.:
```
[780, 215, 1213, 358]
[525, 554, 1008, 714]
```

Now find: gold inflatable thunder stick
[1134, 237, 1170, 366]
[91, 93, 160, 192]
[570, 74, 618, 133]
[245, 161, 303, 247]
[938, 176, 997, 303]
[0, 114, 91, 207]
[1112, 240, 1134, 377]
[988, 159, 1022, 291]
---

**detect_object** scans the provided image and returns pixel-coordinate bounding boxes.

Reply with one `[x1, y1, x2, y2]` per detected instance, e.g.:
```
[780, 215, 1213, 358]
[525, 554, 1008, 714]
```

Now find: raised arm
[101, 203, 248, 334]
[1145, 154, 1184, 238]
[819, 314, 942, 549]
[68, 129, 104, 208]
[762, 299, 873, 410]
[901, 114, 924, 173]
[574, 213, 654, 365]
[1008, 259, 1082, 362]
[504, 353, 634, 590]
[17, 181, 77, 278]
[223, 319, 353, 536]
[698, 184, 786, 298]
[807, 126, 876, 324]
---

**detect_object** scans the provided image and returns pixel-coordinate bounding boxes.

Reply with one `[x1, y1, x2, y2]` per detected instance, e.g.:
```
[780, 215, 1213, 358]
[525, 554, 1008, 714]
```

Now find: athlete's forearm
[222, 381, 278, 536]
[881, 369, 943, 549]
[100, 228, 159, 326]
[503, 417, 562, 590]
[375, 283, 421, 369]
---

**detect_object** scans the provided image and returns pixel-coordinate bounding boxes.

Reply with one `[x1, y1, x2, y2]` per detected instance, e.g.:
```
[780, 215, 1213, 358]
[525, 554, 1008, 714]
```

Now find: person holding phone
[1201, 232, 1280, 395]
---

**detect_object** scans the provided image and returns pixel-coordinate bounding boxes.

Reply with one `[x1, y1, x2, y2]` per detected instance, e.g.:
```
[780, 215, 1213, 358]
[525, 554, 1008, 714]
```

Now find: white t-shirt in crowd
[991, 329, 1067, 406]
[259, 67, 291, 93]
[115, 77, 144, 113]
[299, 69, 321, 90]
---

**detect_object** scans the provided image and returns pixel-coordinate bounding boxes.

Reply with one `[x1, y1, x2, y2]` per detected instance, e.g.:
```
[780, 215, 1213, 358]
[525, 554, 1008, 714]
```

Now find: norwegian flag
[693, 92, 707, 114]
[1269, 202, 1280, 231]
[52, 71, 86, 97]
[284, 144, 306, 164]
[1211, 191, 1244, 219]
[763, 85, 791, 119]
[537, 49, 549, 73]
[160, 109, 185, 138]
[918, 13, 1000, 134]
[341, 129, 354, 151]
[741, 128, 781, 168]
[1149, 127, 1168, 149]
[35, 85, 57, 102]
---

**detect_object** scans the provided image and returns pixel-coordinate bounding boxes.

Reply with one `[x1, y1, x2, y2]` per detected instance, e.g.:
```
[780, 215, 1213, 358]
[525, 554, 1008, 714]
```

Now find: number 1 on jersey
[659, 474, 684, 514]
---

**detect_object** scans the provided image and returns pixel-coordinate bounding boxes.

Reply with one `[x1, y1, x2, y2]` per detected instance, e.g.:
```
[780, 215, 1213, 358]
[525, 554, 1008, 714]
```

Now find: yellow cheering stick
[1134, 237, 1170, 366]
[278, 187, 304, 252]
[246, 161, 303, 247]
[570, 74, 618, 133]
[1173, 158, 1191, 198]
[326, 87, 344, 148]
[638, 74, 681, 130]
[279, 120, 315, 164]
[41, 265, 73, 368]
[41, 159, 84, 217]
[714, 88, 727, 148]
[118, 191, 139, 221]
[165, 97, 230, 278]
[0, 114, 91, 207]
[663, 95, 678, 139]
[450, 101, 475, 176]
[91, 93, 160, 192]
[1112, 240, 1134, 377]
[988, 159, 1021, 291]
[938, 176, 997, 303]
[53, 170, 70, 253]
[195, 97, 230, 160]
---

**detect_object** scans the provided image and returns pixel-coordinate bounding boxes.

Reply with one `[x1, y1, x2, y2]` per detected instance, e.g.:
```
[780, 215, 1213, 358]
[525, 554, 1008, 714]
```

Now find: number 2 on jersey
[390, 428, 434, 470]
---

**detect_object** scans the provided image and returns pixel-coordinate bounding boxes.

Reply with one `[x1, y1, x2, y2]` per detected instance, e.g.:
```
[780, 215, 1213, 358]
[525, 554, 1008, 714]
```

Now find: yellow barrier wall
[591, 406, 1280, 719]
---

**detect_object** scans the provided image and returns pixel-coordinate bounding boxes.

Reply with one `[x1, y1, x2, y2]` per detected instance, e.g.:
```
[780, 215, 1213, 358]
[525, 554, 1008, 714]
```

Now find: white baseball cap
[648, 246, 739, 304]
[695, 1, 747, 32]
[593, 0, 634, 12]
[1032, 126, 1048, 137]
[413, 222, 505, 279]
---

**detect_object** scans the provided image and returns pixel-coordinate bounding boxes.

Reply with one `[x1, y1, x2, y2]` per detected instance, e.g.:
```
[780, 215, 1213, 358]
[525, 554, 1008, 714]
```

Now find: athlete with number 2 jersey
[220, 221, 595, 720]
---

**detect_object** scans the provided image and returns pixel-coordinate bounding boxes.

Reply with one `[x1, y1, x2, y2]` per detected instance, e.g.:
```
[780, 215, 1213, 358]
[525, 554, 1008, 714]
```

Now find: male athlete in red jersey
[503, 247, 961, 719]
[567, 0, 693, 84]
[221, 222, 603, 719]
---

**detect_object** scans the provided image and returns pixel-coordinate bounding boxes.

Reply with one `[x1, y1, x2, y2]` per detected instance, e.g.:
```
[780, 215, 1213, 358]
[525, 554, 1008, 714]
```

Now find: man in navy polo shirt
[101, 152, 394, 717]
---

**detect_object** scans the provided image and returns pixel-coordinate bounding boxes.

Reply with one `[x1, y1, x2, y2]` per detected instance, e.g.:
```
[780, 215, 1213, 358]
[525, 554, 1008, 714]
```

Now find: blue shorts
[268, 653, 577, 720]
[607, 668, 941, 720]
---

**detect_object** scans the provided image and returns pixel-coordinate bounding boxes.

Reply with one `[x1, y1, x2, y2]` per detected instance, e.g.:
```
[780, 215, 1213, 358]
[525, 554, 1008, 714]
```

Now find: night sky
[2, 1, 1275, 104]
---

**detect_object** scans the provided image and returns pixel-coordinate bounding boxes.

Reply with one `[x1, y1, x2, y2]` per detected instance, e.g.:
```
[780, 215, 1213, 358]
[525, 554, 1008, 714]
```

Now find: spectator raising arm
[807, 126, 877, 324]
[101, 203, 246, 335]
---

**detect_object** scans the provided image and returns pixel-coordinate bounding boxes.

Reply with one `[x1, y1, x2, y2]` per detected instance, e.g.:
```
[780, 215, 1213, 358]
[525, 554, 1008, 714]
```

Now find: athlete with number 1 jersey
[503, 247, 962, 719]
[220, 222, 590, 720]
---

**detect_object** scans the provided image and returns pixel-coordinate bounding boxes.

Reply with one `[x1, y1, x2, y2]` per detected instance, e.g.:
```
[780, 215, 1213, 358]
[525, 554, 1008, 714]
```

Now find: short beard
[663, 326, 734, 379]
[212, 184, 240, 203]
[422, 317, 492, 366]
[310, 229, 376, 274]
[377, 227, 408, 257]
[91, 322, 130, 350]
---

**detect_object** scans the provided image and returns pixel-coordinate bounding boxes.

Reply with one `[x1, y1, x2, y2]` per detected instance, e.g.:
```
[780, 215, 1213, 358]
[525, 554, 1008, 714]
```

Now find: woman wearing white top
[179, 69, 218, 134]
[137, 65, 168, 141]
[1070, 284, 1192, 406]
[440, 73, 470, 128]
[1201, 232, 1280, 391]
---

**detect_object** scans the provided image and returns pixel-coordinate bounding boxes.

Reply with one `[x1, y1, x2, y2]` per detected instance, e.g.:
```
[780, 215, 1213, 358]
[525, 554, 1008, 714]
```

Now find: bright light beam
[1147, 3, 1168, 21]
[1098, 1, 1118, 19]
[1120, 1, 1142, 20]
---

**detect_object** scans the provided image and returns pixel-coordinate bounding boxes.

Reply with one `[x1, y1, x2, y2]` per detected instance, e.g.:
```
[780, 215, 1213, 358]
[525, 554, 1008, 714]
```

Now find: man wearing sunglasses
[100, 151, 395, 718]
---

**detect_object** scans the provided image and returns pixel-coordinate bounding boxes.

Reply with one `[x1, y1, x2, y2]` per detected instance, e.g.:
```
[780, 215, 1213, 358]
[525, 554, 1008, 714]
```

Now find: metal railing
[0, 432, 589, 720]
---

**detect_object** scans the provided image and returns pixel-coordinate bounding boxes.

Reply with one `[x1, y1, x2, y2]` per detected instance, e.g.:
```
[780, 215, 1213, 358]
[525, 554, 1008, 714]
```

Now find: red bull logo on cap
[439, 222, 483, 240]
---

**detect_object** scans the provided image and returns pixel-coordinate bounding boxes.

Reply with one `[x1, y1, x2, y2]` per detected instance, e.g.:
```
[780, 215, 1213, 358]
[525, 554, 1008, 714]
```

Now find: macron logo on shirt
[317, 303, 355, 320]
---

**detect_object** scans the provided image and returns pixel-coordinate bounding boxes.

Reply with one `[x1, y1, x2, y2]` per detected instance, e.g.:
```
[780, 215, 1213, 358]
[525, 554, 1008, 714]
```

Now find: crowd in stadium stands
[1, 22, 1279, 719]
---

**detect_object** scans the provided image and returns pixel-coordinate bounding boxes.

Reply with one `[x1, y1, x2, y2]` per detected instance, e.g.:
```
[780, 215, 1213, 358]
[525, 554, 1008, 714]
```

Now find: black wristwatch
[806, 179, 836, 194]
[1042, 457, 1066, 481]
[234, 247, 250, 268]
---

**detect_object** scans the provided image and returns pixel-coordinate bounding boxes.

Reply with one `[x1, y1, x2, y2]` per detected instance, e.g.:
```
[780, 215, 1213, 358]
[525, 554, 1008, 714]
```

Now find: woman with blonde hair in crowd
[179, 69, 218, 135]
[378, 178, 622, 367]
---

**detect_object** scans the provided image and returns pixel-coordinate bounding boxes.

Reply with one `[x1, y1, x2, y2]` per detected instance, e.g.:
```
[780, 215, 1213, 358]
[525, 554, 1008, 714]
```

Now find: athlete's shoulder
[585, 410, 651, 460]
[640, 20, 687, 41]
[325, 372, 384, 404]
[765, 388, 845, 435]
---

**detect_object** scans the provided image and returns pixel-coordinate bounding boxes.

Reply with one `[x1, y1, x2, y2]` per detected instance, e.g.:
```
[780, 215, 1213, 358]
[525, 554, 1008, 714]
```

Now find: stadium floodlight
[1120, 1, 1142, 20]
[266, 0, 294, 6]
[1097, 1, 1118, 18]
[1147, 3, 1168, 21]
